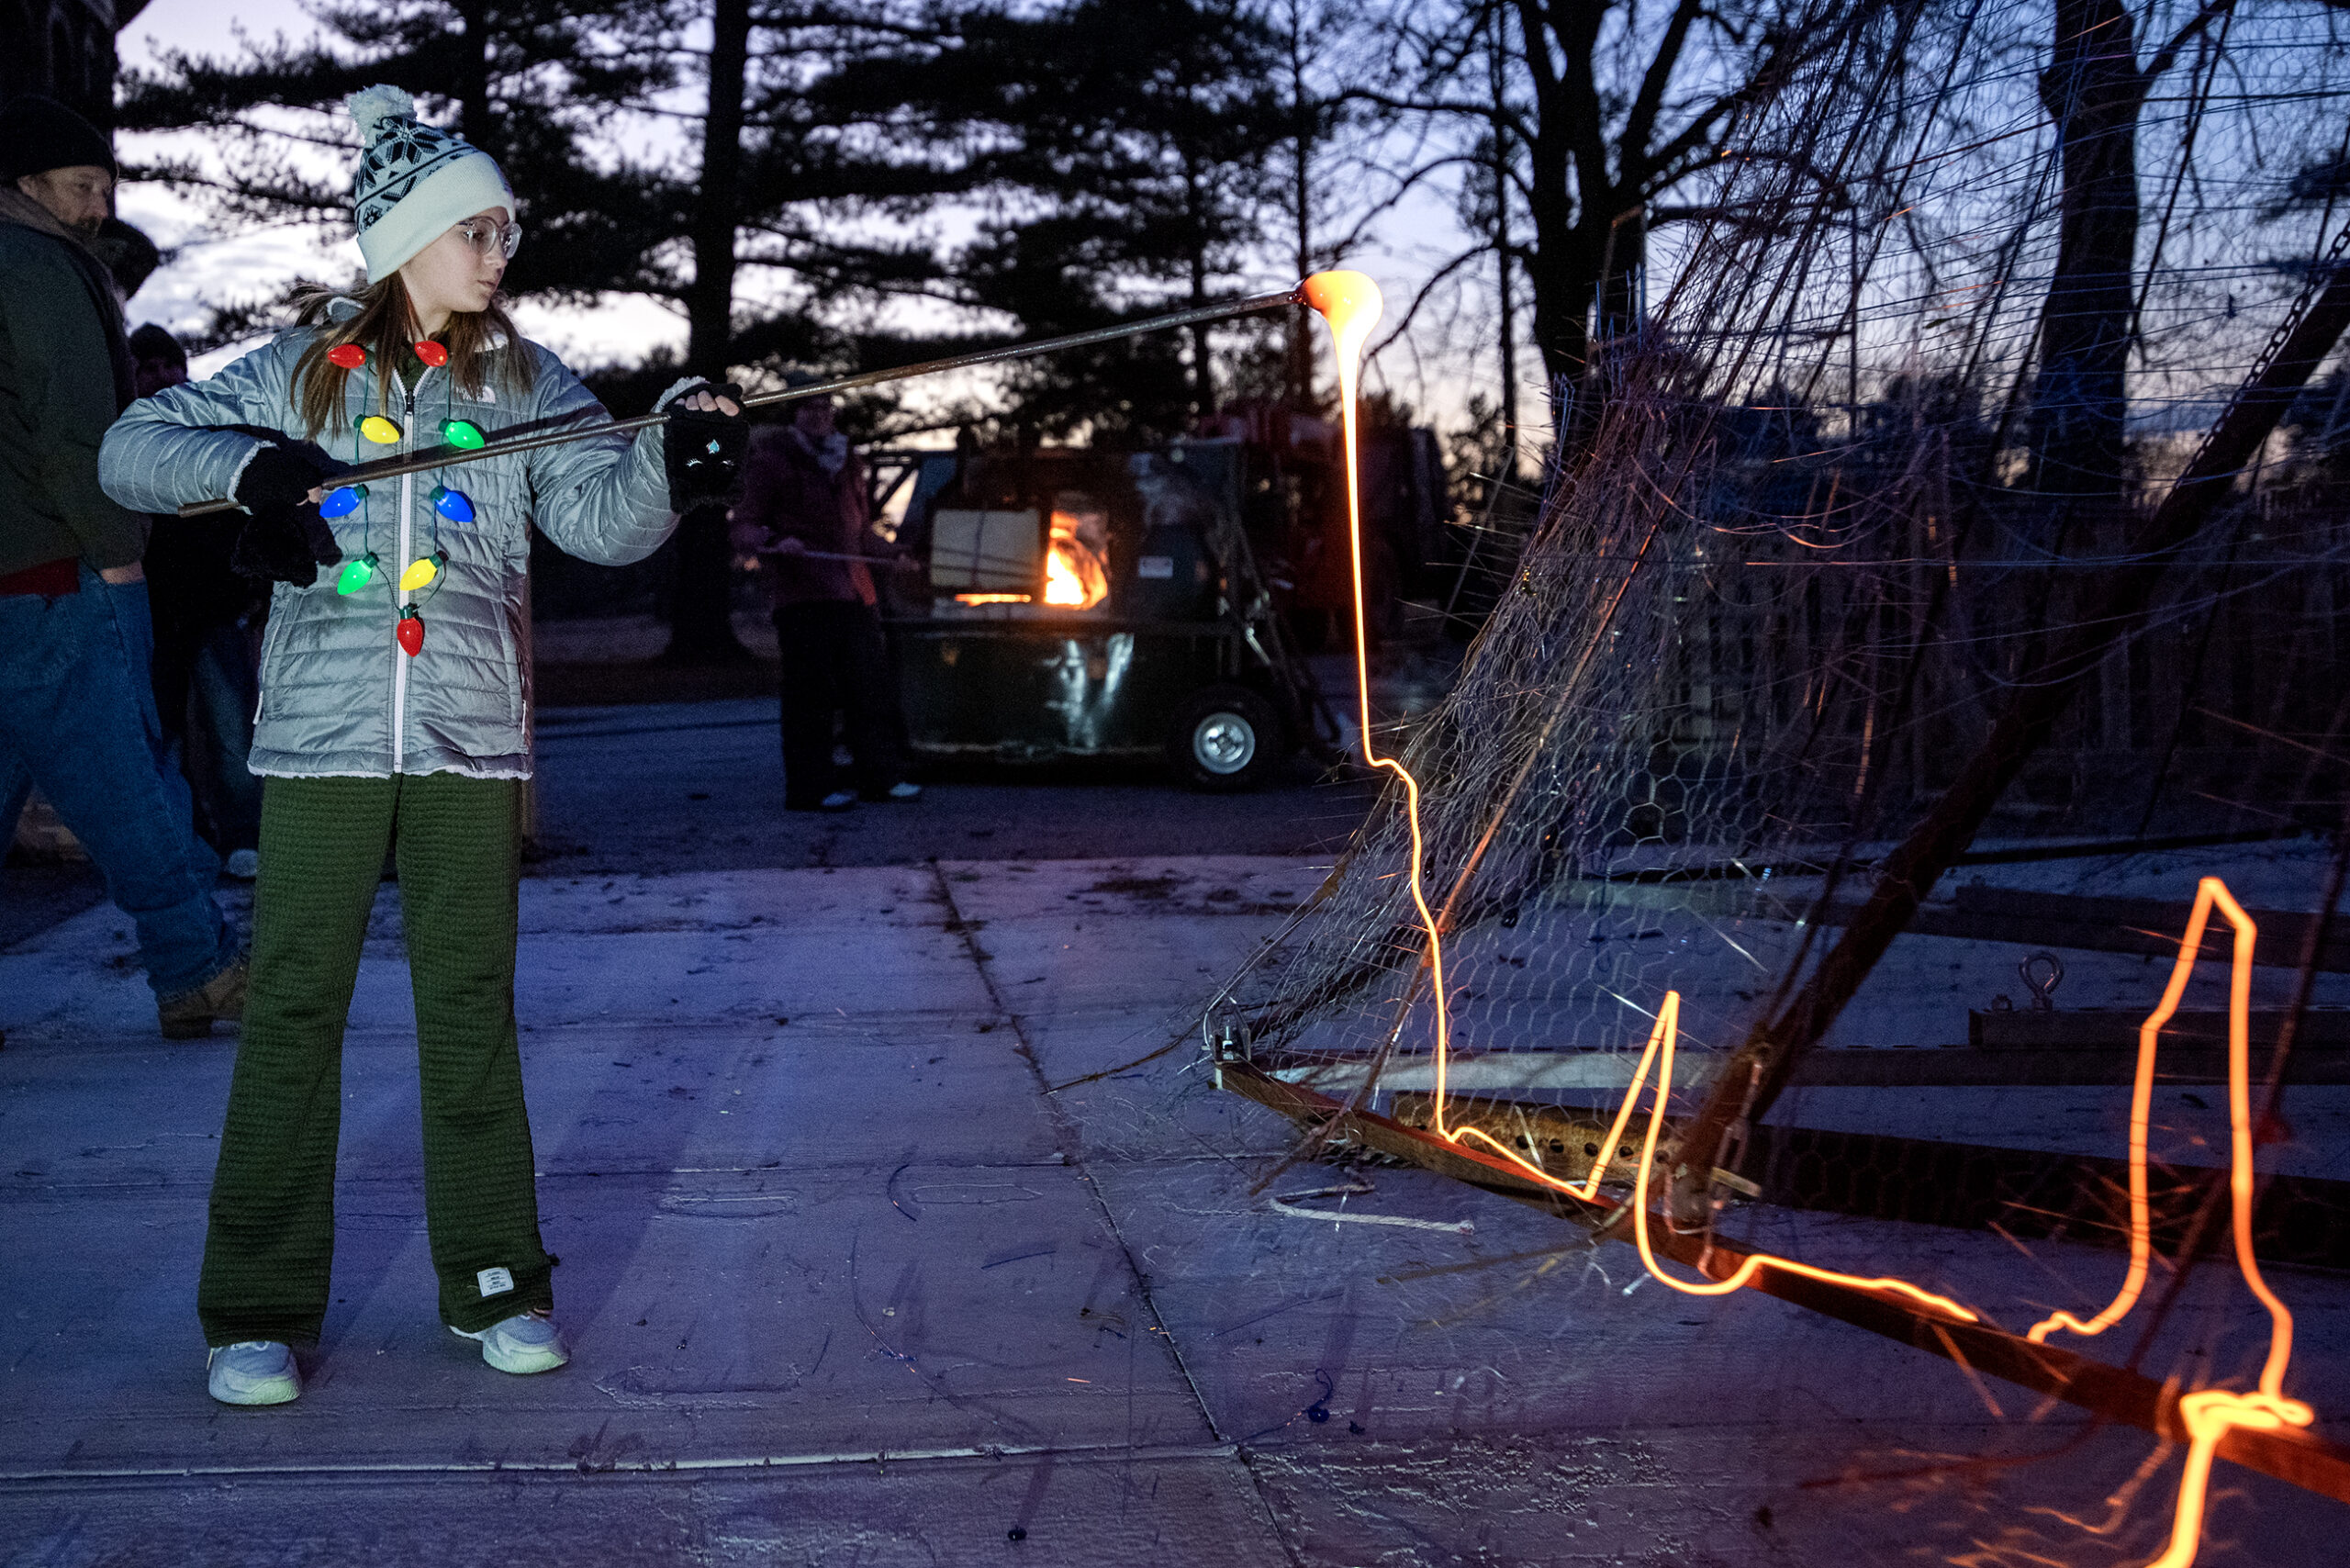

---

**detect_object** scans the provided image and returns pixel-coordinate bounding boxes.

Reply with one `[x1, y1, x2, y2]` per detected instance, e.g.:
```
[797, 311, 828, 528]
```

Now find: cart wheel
[1169, 685, 1282, 791]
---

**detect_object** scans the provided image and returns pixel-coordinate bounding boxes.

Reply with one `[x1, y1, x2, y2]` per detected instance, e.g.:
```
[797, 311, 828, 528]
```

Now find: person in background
[730, 389, 920, 812]
[0, 92, 246, 1038]
[134, 323, 266, 879]
[91, 216, 162, 308]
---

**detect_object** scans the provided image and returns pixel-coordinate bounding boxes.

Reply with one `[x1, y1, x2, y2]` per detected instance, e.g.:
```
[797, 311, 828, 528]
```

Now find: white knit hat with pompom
[343, 84, 514, 283]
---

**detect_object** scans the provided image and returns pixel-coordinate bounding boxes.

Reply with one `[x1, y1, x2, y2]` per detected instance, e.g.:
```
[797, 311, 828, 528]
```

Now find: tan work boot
[159, 957, 248, 1040]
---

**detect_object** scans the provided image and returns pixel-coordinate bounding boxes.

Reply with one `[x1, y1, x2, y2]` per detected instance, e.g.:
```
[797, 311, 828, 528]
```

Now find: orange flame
[1044, 510, 1107, 609]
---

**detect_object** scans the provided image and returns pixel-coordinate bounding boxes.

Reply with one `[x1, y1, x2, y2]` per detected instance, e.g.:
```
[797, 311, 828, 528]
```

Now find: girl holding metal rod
[97, 85, 744, 1406]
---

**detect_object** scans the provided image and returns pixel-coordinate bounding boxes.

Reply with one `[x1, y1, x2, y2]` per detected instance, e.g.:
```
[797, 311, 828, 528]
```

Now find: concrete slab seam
[923, 860, 1309, 1568]
[0, 1439, 1247, 1487]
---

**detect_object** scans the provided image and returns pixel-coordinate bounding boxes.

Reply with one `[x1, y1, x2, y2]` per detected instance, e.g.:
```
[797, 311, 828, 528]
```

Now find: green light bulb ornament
[442, 419, 485, 450]
[336, 553, 379, 595]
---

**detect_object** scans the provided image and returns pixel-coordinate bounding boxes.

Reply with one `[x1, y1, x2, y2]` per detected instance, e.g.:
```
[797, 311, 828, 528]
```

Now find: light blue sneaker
[451, 1308, 569, 1374]
[207, 1340, 300, 1406]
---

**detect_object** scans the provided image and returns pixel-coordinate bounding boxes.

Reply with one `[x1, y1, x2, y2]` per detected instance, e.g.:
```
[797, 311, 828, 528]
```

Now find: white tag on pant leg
[477, 1266, 515, 1298]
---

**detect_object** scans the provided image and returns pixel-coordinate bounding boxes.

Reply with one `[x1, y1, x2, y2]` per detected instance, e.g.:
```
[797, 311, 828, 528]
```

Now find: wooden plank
[1742, 1123, 2350, 1272]
[1214, 1056, 2350, 1505]
[1793, 1044, 2350, 1087]
[1909, 886, 2350, 970]
[1971, 1007, 2350, 1050]
[1351, 1085, 2350, 1270]
[1269, 1043, 2350, 1092]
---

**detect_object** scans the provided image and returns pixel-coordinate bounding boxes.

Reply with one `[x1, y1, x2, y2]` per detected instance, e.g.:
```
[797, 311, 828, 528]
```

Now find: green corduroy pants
[198, 772, 555, 1347]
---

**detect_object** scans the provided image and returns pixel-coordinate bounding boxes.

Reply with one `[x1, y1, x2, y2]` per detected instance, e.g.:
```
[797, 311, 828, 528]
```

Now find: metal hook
[2020, 950, 2065, 1012]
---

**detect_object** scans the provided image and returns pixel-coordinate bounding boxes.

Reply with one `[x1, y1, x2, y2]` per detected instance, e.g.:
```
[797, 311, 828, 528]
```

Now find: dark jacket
[0, 187, 145, 577]
[739, 426, 878, 607]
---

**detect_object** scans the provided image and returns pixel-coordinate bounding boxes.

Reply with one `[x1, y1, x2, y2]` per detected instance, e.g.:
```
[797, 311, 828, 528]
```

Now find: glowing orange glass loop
[2147, 1389, 2316, 1568]
[2012, 876, 2313, 1568]
[1616, 992, 1982, 1321]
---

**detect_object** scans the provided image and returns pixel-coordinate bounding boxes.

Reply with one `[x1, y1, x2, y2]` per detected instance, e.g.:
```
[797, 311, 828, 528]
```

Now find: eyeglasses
[452, 218, 522, 260]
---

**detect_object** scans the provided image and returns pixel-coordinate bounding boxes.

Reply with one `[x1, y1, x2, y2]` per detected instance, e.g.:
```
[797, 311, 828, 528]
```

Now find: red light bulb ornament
[413, 340, 449, 368]
[327, 343, 367, 370]
[397, 607, 425, 657]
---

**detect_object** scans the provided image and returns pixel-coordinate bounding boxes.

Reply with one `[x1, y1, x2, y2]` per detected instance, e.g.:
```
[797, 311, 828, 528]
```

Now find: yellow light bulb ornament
[357, 414, 403, 445]
[399, 554, 441, 591]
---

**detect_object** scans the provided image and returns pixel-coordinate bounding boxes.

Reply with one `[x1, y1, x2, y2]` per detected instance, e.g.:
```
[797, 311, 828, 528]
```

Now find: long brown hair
[289, 274, 535, 440]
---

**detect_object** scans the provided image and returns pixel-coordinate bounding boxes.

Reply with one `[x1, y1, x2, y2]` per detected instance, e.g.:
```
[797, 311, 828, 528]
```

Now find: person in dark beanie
[94, 217, 163, 305]
[129, 320, 187, 397]
[0, 93, 247, 1036]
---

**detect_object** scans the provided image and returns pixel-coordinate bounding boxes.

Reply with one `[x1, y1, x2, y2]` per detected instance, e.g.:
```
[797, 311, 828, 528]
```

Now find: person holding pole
[97, 85, 745, 1406]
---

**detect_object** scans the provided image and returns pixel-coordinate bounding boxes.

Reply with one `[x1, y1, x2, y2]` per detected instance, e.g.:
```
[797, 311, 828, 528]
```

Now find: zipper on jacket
[390, 370, 431, 771]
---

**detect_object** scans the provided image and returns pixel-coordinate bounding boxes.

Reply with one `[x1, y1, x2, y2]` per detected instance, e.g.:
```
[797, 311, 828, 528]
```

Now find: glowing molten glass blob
[1043, 511, 1109, 609]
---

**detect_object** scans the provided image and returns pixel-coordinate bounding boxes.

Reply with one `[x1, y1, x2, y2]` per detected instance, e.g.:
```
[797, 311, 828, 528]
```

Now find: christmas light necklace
[317, 339, 481, 656]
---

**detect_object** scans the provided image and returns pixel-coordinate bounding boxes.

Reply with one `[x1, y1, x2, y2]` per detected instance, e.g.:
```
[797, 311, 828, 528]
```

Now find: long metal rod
[176, 287, 1308, 517]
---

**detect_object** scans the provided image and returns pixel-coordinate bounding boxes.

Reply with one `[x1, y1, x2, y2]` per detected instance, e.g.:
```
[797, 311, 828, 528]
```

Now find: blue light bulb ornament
[319, 484, 367, 519]
[430, 485, 475, 523]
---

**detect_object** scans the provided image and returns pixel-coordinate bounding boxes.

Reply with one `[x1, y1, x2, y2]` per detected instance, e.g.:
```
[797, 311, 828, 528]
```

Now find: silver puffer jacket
[100, 308, 680, 780]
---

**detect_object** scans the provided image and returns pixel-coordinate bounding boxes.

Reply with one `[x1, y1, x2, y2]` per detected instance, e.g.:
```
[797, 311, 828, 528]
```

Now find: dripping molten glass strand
[1301, 274, 2315, 1566]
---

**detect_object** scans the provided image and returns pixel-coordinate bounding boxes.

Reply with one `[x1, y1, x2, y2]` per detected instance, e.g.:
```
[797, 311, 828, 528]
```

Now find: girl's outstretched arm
[523, 355, 697, 566]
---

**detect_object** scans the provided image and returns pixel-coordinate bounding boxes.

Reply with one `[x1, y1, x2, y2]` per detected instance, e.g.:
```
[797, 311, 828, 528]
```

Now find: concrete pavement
[5, 854, 2346, 1565]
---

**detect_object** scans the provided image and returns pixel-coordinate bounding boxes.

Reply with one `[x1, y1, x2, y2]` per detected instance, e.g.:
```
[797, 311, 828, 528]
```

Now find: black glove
[234, 440, 339, 512]
[230, 501, 343, 588]
[664, 383, 748, 510]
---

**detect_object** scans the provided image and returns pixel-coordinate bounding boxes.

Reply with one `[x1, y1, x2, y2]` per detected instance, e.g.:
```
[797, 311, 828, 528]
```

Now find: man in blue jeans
[0, 94, 244, 1037]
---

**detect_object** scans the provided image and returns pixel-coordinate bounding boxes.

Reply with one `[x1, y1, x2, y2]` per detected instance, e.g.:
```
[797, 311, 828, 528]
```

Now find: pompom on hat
[343, 85, 514, 283]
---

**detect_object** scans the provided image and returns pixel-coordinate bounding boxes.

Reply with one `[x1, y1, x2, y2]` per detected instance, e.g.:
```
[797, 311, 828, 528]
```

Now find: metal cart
[881, 441, 1339, 790]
